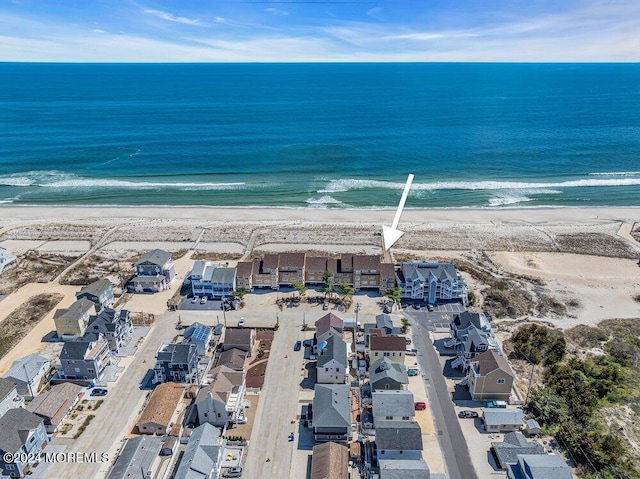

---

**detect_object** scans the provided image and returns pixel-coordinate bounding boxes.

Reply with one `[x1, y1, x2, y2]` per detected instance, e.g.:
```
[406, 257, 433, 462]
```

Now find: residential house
[315, 313, 344, 345]
[525, 419, 542, 436]
[305, 257, 329, 285]
[153, 343, 199, 384]
[136, 382, 184, 435]
[372, 390, 415, 425]
[506, 454, 574, 479]
[190, 261, 236, 299]
[235, 261, 257, 291]
[221, 328, 256, 357]
[312, 384, 351, 443]
[451, 327, 500, 370]
[447, 311, 492, 345]
[0, 408, 48, 478]
[0, 247, 16, 275]
[352, 255, 381, 291]
[107, 436, 163, 479]
[311, 441, 349, 479]
[327, 255, 353, 286]
[317, 335, 348, 384]
[130, 249, 176, 293]
[84, 308, 133, 354]
[363, 326, 386, 348]
[0, 378, 23, 419]
[54, 298, 96, 338]
[278, 252, 305, 286]
[75, 279, 114, 311]
[491, 432, 545, 470]
[2, 354, 51, 399]
[370, 357, 408, 391]
[59, 339, 111, 381]
[466, 350, 516, 401]
[379, 263, 397, 294]
[374, 314, 401, 336]
[26, 382, 84, 433]
[482, 408, 524, 433]
[252, 254, 279, 290]
[396, 260, 468, 304]
[378, 459, 431, 479]
[175, 423, 226, 479]
[195, 365, 246, 427]
[216, 348, 247, 372]
[375, 421, 423, 460]
[369, 336, 406, 365]
[183, 322, 214, 357]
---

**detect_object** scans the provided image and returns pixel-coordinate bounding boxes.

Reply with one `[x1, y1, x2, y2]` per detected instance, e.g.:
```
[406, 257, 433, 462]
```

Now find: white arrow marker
[383, 173, 414, 250]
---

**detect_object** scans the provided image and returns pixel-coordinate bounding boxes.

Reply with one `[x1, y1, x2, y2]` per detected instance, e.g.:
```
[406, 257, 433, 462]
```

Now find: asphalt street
[410, 312, 478, 479]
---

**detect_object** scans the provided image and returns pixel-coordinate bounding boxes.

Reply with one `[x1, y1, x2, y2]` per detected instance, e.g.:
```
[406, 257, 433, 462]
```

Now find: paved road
[410, 314, 478, 479]
[242, 312, 306, 479]
[47, 309, 180, 479]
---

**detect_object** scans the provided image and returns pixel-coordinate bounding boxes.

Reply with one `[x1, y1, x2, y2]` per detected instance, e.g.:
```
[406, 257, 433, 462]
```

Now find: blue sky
[0, 0, 638, 62]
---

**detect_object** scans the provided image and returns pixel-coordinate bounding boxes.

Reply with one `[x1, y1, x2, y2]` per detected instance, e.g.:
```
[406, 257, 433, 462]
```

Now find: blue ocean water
[0, 63, 639, 208]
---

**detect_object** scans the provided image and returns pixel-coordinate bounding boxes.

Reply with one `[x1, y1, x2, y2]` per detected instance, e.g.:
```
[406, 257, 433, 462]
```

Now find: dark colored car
[294, 341, 302, 351]
[90, 388, 108, 397]
[458, 410, 479, 418]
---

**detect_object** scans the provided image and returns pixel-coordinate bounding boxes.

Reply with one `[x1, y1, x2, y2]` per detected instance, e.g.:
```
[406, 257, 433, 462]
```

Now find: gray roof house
[491, 432, 545, 470]
[59, 338, 111, 382]
[317, 335, 348, 384]
[175, 423, 226, 479]
[0, 408, 48, 478]
[85, 308, 133, 353]
[372, 390, 415, 425]
[76, 279, 115, 311]
[375, 421, 423, 460]
[130, 249, 176, 293]
[312, 384, 351, 443]
[482, 408, 524, 432]
[222, 328, 256, 357]
[370, 357, 408, 391]
[507, 454, 574, 479]
[26, 382, 84, 433]
[54, 298, 96, 338]
[375, 314, 401, 335]
[378, 459, 431, 479]
[216, 348, 247, 372]
[396, 260, 467, 304]
[153, 343, 199, 384]
[108, 436, 163, 479]
[183, 322, 214, 357]
[2, 354, 51, 399]
[190, 260, 237, 299]
[0, 378, 23, 419]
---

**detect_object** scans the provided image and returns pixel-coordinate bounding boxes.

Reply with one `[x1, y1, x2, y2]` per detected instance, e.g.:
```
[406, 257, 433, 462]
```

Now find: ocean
[1, 63, 639, 209]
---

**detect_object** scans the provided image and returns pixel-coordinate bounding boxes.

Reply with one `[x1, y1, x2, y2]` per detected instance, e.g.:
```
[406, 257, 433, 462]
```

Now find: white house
[195, 365, 246, 427]
[396, 260, 468, 304]
[189, 261, 237, 299]
[316, 335, 348, 384]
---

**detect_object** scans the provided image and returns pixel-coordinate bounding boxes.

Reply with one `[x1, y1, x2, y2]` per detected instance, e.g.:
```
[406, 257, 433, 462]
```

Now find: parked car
[414, 402, 427, 411]
[405, 337, 412, 345]
[406, 348, 418, 356]
[322, 303, 328, 310]
[487, 400, 507, 408]
[191, 296, 199, 303]
[238, 318, 245, 327]
[407, 368, 419, 377]
[294, 341, 302, 351]
[200, 296, 208, 304]
[223, 467, 242, 478]
[458, 410, 479, 418]
[427, 304, 434, 311]
[90, 388, 108, 397]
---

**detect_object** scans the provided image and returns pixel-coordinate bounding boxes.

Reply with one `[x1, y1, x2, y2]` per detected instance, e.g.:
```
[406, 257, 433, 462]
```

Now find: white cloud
[265, 7, 289, 17]
[92, 29, 105, 33]
[143, 8, 204, 26]
[366, 7, 382, 18]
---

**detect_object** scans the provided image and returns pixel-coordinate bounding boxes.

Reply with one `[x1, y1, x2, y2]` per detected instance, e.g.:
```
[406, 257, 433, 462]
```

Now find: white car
[200, 296, 208, 304]
[238, 318, 245, 327]
[191, 296, 199, 303]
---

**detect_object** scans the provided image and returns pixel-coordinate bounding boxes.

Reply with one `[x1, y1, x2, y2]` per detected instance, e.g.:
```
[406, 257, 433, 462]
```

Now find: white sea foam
[0, 177, 37, 187]
[487, 188, 561, 207]
[319, 178, 640, 193]
[588, 171, 640, 176]
[305, 195, 346, 208]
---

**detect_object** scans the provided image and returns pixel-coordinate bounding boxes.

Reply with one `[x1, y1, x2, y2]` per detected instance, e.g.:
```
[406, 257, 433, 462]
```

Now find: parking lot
[403, 302, 466, 331]
[178, 297, 235, 311]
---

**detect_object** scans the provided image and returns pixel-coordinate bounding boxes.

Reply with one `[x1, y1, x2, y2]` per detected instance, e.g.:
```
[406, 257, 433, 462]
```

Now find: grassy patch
[0, 293, 64, 359]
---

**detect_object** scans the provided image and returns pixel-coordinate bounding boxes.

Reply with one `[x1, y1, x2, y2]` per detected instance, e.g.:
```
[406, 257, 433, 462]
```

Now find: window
[87, 368, 95, 374]
[384, 384, 390, 389]
[497, 378, 505, 384]
[386, 416, 393, 420]
[325, 368, 329, 372]
[402, 416, 410, 420]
